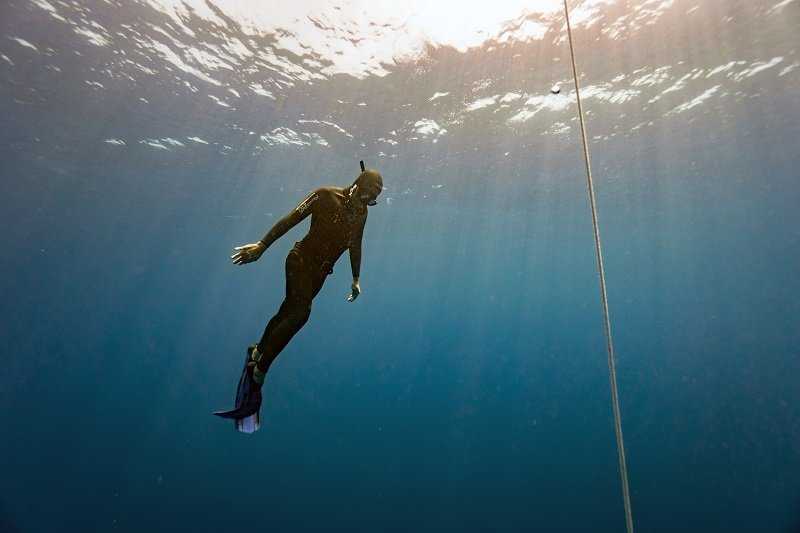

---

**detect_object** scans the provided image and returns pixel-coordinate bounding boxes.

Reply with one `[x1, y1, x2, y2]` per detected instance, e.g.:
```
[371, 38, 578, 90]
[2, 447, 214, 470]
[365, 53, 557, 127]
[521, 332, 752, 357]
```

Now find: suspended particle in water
[550, 84, 561, 94]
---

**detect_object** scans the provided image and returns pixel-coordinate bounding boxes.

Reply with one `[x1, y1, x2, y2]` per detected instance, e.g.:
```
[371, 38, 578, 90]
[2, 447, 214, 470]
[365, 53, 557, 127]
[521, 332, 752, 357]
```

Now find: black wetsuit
[255, 186, 368, 375]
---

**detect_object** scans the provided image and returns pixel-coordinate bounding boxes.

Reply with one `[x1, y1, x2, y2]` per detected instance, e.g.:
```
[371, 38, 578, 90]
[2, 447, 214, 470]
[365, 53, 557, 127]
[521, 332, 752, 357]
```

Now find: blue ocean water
[1, 0, 799, 531]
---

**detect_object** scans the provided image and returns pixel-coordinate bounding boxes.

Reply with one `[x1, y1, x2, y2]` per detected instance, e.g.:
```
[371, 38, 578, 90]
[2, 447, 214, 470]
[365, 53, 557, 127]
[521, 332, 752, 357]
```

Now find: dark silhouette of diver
[213, 164, 383, 432]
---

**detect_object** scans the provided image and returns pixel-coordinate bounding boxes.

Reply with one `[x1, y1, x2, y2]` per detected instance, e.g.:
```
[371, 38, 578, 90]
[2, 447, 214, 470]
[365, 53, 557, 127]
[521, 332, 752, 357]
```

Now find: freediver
[213, 163, 383, 432]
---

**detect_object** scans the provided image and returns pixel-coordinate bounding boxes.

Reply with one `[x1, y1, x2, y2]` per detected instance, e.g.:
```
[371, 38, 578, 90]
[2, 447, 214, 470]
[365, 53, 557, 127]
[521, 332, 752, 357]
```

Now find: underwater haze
[1, 0, 799, 531]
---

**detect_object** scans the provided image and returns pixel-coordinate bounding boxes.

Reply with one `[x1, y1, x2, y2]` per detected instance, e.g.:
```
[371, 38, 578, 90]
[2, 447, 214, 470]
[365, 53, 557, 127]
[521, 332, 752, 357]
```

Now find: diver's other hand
[231, 241, 266, 265]
[347, 280, 361, 302]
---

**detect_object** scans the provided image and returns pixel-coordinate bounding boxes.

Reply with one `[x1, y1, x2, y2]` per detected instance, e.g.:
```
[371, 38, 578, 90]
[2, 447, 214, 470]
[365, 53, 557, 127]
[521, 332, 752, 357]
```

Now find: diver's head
[352, 168, 383, 206]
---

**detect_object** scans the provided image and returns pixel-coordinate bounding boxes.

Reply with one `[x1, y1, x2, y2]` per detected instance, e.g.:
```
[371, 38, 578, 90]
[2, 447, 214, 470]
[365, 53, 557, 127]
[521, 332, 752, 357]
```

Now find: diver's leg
[259, 300, 291, 347]
[259, 251, 307, 342]
[215, 254, 317, 424]
[255, 251, 315, 375]
[311, 269, 327, 299]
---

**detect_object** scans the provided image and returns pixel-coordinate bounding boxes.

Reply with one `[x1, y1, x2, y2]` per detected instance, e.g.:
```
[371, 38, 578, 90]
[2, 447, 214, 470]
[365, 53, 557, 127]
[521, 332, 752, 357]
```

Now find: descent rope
[562, 1, 635, 531]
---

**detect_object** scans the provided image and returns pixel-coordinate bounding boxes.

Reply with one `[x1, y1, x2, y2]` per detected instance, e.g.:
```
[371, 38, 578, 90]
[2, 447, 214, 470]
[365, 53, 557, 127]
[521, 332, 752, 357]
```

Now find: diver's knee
[287, 305, 311, 326]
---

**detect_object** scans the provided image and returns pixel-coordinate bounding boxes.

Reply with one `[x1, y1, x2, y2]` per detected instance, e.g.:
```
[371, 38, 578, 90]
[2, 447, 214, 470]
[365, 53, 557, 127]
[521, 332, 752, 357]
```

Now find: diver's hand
[231, 242, 266, 265]
[347, 280, 361, 302]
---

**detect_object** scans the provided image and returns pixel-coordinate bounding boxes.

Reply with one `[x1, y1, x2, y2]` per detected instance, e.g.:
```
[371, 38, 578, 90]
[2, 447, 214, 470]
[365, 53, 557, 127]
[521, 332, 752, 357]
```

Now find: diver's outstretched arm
[347, 213, 367, 301]
[231, 189, 320, 266]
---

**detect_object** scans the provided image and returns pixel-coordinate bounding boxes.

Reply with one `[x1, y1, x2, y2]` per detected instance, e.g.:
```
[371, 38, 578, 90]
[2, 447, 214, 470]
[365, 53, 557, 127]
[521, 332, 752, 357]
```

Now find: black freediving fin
[213, 345, 262, 433]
